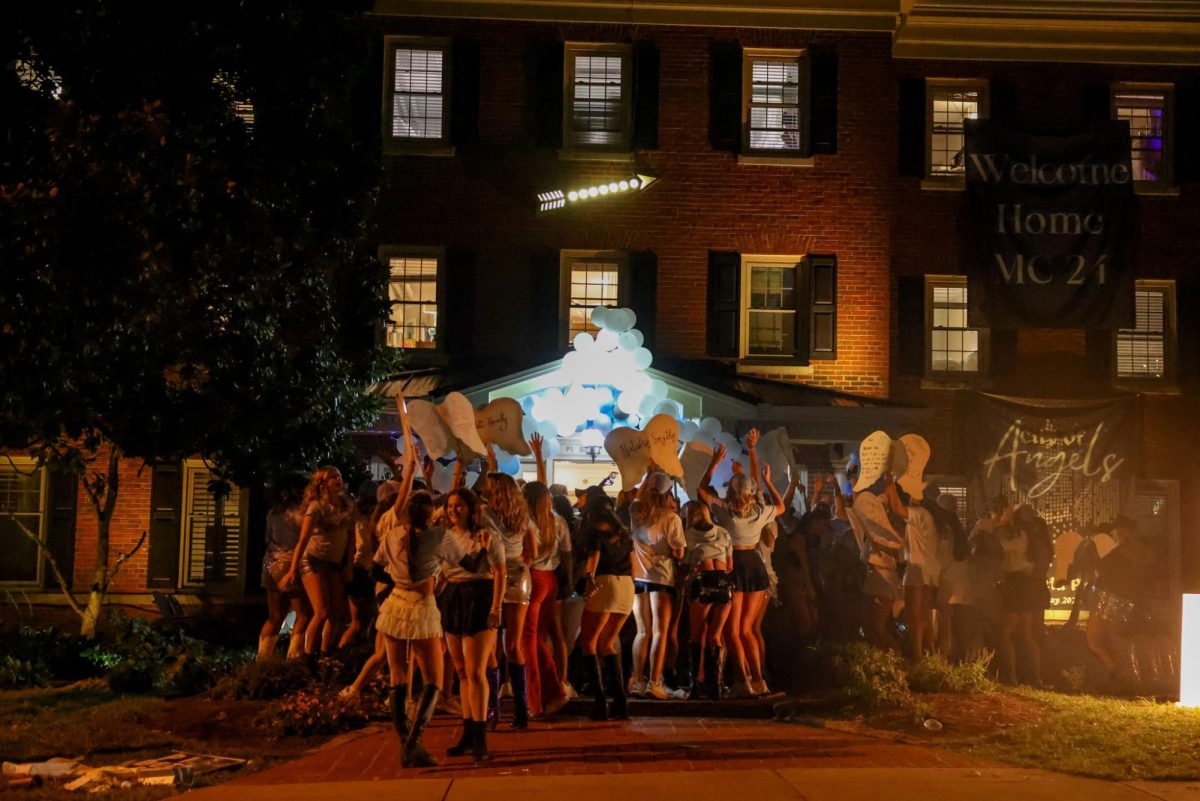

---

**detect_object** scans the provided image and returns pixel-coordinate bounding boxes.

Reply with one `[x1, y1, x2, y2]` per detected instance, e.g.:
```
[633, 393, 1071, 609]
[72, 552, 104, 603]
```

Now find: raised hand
[529, 431, 544, 456]
[712, 443, 727, 464]
[762, 463, 772, 484]
[746, 428, 761, 451]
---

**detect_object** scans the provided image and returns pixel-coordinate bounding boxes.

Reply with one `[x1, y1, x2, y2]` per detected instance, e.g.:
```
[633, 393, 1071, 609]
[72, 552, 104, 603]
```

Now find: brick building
[3, 0, 1198, 626]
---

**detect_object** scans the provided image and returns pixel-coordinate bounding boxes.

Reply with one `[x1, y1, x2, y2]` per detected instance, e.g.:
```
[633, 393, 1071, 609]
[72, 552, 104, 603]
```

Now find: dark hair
[268, 471, 309, 508]
[586, 509, 627, 541]
[355, 479, 379, 515]
[403, 490, 436, 568]
[447, 486, 481, 530]
[551, 493, 576, 532]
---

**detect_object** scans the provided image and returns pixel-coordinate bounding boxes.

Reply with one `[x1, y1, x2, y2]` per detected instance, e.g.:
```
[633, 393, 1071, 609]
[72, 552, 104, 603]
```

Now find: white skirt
[377, 588, 443, 641]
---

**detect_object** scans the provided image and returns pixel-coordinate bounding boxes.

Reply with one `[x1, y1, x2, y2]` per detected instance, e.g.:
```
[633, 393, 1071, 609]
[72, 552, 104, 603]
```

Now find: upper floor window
[926, 79, 988, 183]
[0, 460, 45, 586]
[743, 49, 809, 155]
[925, 276, 987, 377]
[385, 249, 442, 350]
[1115, 279, 1175, 383]
[1112, 83, 1174, 191]
[560, 250, 629, 344]
[385, 37, 451, 151]
[564, 43, 632, 153]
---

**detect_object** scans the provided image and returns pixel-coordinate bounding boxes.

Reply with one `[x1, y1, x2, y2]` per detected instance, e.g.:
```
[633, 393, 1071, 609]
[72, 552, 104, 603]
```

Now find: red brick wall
[70, 449, 154, 594]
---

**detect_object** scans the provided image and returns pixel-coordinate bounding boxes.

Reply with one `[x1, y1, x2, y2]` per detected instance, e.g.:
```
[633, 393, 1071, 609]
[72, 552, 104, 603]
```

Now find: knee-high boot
[602, 654, 628, 721]
[509, 663, 529, 730]
[584, 654, 608, 721]
[688, 642, 703, 691]
[402, 685, 440, 768]
[389, 685, 409, 739]
[485, 666, 501, 730]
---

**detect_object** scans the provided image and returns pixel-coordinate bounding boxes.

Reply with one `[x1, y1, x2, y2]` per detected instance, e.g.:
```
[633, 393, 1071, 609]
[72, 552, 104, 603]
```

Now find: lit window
[386, 39, 450, 145]
[564, 44, 631, 151]
[926, 80, 988, 179]
[181, 463, 242, 586]
[387, 254, 440, 350]
[0, 462, 45, 586]
[1113, 84, 1173, 188]
[926, 276, 985, 376]
[1116, 281, 1173, 380]
[744, 51, 807, 153]
[561, 251, 628, 344]
[746, 260, 797, 357]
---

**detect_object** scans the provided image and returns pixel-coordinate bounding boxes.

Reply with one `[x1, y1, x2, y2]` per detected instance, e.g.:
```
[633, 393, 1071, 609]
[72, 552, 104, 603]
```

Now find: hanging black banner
[970, 393, 1139, 501]
[965, 120, 1136, 329]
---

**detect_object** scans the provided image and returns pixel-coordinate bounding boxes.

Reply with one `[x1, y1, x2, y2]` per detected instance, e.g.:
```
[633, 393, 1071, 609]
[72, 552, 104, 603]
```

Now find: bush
[270, 686, 372, 736]
[909, 651, 996, 694]
[167, 640, 254, 697]
[212, 658, 313, 701]
[0, 626, 99, 685]
[82, 611, 179, 692]
[823, 642, 916, 712]
[0, 655, 50, 689]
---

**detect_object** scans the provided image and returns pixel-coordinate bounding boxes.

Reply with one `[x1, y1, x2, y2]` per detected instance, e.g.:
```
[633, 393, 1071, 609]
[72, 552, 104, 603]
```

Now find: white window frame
[382, 246, 444, 353]
[924, 78, 989, 188]
[178, 460, 246, 589]
[383, 36, 453, 155]
[1111, 82, 1175, 194]
[562, 42, 633, 156]
[1114, 278, 1176, 387]
[0, 457, 46, 588]
[925, 275, 988, 380]
[739, 254, 803, 360]
[559, 250, 630, 346]
[741, 48, 810, 158]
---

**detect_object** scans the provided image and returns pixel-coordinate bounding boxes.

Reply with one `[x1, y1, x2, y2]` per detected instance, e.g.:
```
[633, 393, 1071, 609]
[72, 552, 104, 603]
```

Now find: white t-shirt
[714, 503, 778, 548]
[684, 524, 733, 566]
[904, 505, 941, 576]
[530, 513, 573, 571]
[373, 511, 444, 590]
[436, 526, 506, 581]
[631, 504, 686, 585]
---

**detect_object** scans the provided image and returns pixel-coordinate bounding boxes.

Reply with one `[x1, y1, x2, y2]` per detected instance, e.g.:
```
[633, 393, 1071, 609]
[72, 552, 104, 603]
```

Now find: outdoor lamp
[1181, 594, 1200, 707]
[580, 427, 605, 463]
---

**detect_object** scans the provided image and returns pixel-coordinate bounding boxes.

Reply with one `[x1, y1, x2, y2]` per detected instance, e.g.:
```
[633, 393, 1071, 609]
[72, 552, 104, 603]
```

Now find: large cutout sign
[475, 398, 531, 456]
[853, 431, 893, 492]
[758, 427, 796, 495]
[680, 441, 714, 499]
[643, 414, 683, 478]
[442, 393, 487, 457]
[405, 392, 488, 460]
[604, 414, 682, 491]
[897, 433, 931, 499]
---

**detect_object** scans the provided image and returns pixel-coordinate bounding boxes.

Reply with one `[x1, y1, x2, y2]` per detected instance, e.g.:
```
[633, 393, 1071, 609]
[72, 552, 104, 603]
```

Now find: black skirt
[731, 549, 770, 593]
[439, 579, 494, 636]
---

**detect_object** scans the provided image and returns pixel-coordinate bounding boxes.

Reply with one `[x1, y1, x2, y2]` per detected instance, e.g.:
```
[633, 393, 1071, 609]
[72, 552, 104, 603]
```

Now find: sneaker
[646, 680, 670, 700]
[562, 681, 579, 700]
[727, 680, 755, 700]
[667, 686, 688, 700]
[628, 679, 647, 697]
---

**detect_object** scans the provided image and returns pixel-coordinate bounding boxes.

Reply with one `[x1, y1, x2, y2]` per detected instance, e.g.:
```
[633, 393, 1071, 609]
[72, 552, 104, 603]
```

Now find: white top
[436, 526, 506, 581]
[530, 513, 573, 571]
[353, 515, 376, 571]
[845, 496, 903, 571]
[630, 504, 686, 585]
[904, 505, 941, 576]
[1000, 529, 1033, 574]
[265, 507, 301, 557]
[495, 516, 533, 563]
[714, 503, 778, 548]
[684, 524, 733, 566]
[373, 510, 444, 590]
[302, 500, 352, 564]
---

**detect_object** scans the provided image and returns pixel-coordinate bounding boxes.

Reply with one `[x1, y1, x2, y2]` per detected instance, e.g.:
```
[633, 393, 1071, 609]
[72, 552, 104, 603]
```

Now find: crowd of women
[256, 423, 1169, 768]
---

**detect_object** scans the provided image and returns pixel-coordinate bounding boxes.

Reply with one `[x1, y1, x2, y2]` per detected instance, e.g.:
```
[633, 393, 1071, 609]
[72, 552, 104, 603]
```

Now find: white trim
[0, 456, 47, 588]
[739, 253, 804, 360]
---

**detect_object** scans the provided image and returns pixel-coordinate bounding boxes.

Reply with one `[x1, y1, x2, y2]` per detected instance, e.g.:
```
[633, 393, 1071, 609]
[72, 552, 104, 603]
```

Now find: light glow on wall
[1181, 594, 1200, 707]
[537, 174, 658, 213]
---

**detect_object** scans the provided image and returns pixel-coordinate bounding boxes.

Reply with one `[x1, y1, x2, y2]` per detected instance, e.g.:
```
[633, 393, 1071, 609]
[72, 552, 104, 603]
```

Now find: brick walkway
[234, 712, 988, 784]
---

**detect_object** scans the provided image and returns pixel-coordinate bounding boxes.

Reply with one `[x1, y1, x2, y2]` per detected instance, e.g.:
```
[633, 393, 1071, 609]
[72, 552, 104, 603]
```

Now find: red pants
[524, 568, 564, 715]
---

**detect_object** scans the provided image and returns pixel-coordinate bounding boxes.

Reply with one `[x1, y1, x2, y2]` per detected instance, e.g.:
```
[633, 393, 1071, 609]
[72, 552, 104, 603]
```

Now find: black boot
[602, 654, 628, 721]
[702, 647, 718, 701]
[509, 663, 530, 730]
[389, 685, 409, 739]
[402, 685, 440, 768]
[472, 719, 490, 761]
[688, 643, 703, 693]
[584, 654, 608, 721]
[447, 718, 472, 757]
[485, 667, 501, 730]
[714, 646, 727, 701]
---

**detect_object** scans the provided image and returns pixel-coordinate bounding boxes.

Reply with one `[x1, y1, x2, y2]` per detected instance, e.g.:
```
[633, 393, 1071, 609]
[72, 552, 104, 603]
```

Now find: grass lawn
[854, 688, 1200, 782]
[0, 683, 325, 800]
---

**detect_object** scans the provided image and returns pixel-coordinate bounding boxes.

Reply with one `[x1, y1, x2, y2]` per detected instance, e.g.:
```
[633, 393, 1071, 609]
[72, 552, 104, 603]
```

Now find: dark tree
[0, 1, 390, 635]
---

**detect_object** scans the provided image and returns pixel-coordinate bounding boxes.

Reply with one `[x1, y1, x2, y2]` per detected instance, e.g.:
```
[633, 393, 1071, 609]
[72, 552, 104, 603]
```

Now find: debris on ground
[3, 752, 247, 792]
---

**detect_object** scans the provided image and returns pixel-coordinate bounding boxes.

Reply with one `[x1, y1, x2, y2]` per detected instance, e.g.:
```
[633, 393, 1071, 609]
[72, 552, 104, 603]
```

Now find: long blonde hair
[522, 481, 557, 558]
[725, 489, 761, 519]
[486, 472, 529, 533]
[634, 490, 675, 527]
[302, 466, 349, 513]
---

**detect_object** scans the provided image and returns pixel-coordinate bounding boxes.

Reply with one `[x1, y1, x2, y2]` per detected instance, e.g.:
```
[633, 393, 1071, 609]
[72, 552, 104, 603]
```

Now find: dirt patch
[140, 697, 326, 757]
[862, 691, 1049, 738]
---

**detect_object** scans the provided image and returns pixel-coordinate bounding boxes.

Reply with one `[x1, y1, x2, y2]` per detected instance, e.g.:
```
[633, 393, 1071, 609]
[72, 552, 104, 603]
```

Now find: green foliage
[822, 642, 917, 712]
[0, 655, 50, 689]
[166, 641, 253, 697]
[270, 685, 376, 736]
[210, 657, 312, 701]
[908, 650, 997, 694]
[0, 625, 99, 683]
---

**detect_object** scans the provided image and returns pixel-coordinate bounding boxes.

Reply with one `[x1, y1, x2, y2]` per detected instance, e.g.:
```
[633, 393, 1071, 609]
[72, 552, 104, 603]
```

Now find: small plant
[271, 686, 372, 736]
[211, 658, 313, 700]
[909, 651, 996, 694]
[0, 655, 50, 689]
[167, 640, 253, 696]
[83, 610, 180, 692]
[823, 642, 916, 712]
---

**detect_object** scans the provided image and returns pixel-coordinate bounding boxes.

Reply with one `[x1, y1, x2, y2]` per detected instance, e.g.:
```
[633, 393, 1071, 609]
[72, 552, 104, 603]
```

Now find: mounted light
[537, 174, 659, 213]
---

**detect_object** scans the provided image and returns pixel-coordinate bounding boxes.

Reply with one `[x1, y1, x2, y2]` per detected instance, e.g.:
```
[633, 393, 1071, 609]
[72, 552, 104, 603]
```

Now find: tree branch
[107, 529, 148, 582]
[3, 509, 84, 619]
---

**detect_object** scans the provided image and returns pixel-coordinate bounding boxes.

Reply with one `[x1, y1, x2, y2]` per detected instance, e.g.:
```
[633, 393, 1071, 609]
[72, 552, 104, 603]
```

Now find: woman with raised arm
[681, 499, 733, 699]
[629, 465, 687, 699]
[281, 466, 355, 658]
[697, 429, 786, 698]
[437, 486, 506, 761]
[371, 448, 446, 767]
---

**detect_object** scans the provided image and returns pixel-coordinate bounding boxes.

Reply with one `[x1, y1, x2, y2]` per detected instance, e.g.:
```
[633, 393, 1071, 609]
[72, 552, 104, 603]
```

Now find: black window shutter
[706, 251, 741, 357]
[1177, 280, 1200, 382]
[1084, 328, 1113, 385]
[531, 247, 561, 358]
[897, 275, 925, 375]
[529, 40, 564, 148]
[808, 254, 837, 360]
[898, 78, 926, 177]
[990, 328, 1018, 377]
[629, 250, 658, 351]
[1175, 80, 1200, 183]
[147, 463, 183, 589]
[1081, 82, 1112, 126]
[809, 52, 838, 155]
[989, 78, 1017, 126]
[43, 470, 77, 591]
[443, 248, 475, 358]
[632, 42, 660, 150]
[451, 39, 481, 147]
[792, 262, 812, 364]
[709, 41, 742, 153]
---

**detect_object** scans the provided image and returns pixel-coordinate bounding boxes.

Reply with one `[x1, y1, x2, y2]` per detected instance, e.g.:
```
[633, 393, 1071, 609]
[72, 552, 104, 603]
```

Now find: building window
[926, 79, 988, 181]
[926, 276, 986, 376]
[0, 461, 45, 586]
[746, 261, 797, 357]
[743, 49, 808, 154]
[385, 250, 441, 350]
[385, 37, 450, 149]
[181, 463, 243, 587]
[564, 43, 632, 152]
[1116, 279, 1175, 382]
[1112, 83, 1174, 190]
[929, 478, 970, 527]
[560, 251, 629, 343]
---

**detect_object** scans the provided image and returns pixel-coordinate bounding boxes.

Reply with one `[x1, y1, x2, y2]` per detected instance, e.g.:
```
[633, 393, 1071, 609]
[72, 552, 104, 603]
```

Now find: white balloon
[573, 331, 595, 353]
[536, 419, 557, 440]
[652, 399, 679, 418]
[606, 309, 631, 333]
[590, 306, 609, 328]
[632, 347, 653, 370]
[618, 330, 641, 351]
[543, 437, 561, 458]
[521, 416, 537, 438]
[596, 328, 620, 351]
[593, 413, 612, 430]
[624, 309, 638, 330]
[637, 395, 659, 418]
[679, 421, 700, 442]
[617, 391, 642, 415]
[646, 379, 669, 400]
[501, 455, 521, 476]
